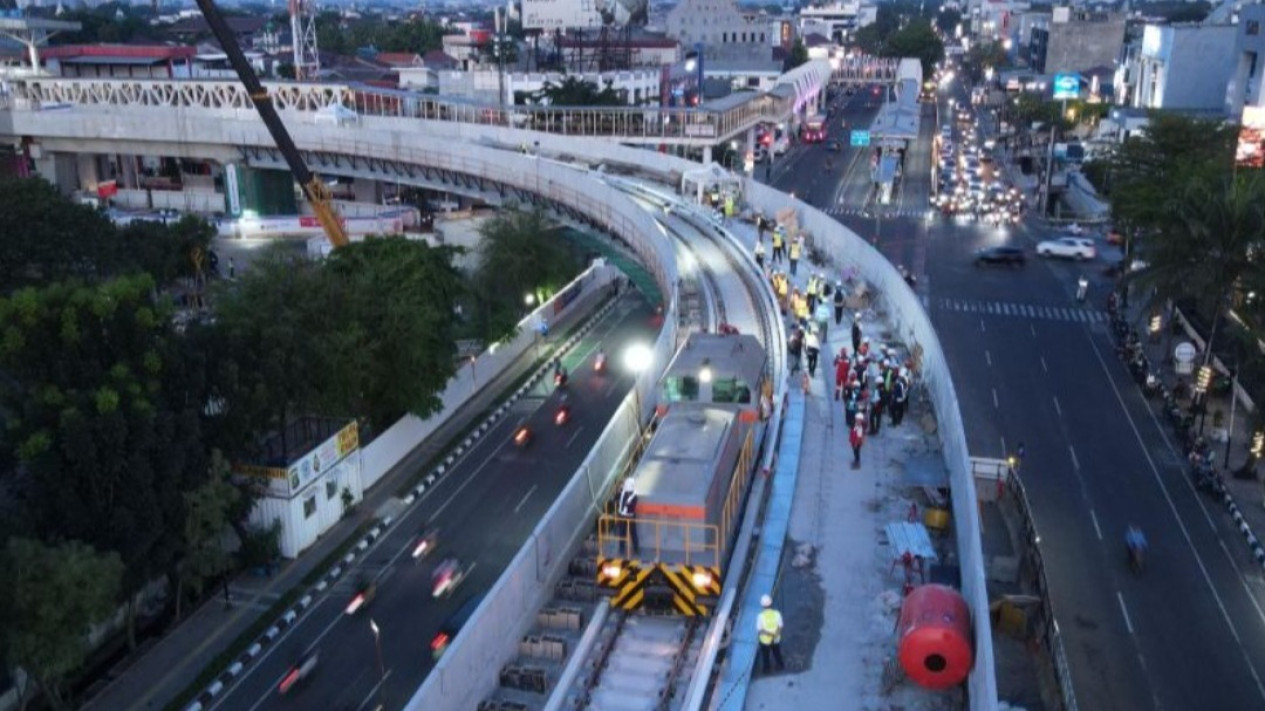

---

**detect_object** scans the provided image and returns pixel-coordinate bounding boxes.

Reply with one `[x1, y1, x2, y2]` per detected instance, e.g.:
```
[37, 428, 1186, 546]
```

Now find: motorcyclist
[595, 348, 607, 372]
[1125, 525, 1147, 570]
[432, 557, 463, 596]
[1076, 276, 1089, 302]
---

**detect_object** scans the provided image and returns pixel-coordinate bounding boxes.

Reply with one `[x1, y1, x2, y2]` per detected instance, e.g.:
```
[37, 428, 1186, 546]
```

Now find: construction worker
[753, 239, 766, 270]
[616, 477, 640, 556]
[757, 594, 785, 674]
[788, 235, 803, 276]
[771, 228, 785, 264]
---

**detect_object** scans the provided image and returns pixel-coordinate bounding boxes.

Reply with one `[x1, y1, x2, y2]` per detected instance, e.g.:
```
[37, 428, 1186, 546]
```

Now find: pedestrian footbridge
[2, 54, 901, 149]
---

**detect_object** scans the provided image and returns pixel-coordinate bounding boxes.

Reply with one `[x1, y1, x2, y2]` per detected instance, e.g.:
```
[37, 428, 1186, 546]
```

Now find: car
[431, 593, 487, 659]
[278, 649, 319, 695]
[345, 577, 378, 614]
[974, 246, 1026, 267]
[1036, 237, 1096, 260]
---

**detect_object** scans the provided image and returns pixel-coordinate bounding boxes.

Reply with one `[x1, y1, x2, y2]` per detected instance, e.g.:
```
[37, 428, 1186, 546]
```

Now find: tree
[0, 178, 121, 292]
[55, 3, 154, 45]
[534, 76, 624, 106]
[882, 19, 944, 78]
[173, 452, 242, 621]
[936, 8, 962, 35]
[0, 274, 210, 647]
[964, 39, 1007, 81]
[319, 237, 466, 431]
[472, 208, 583, 344]
[1094, 113, 1237, 238]
[784, 39, 810, 72]
[115, 215, 217, 287]
[0, 538, 123, 711]
[1128, 171, 1265, 352]
[208, 246, 336, 459]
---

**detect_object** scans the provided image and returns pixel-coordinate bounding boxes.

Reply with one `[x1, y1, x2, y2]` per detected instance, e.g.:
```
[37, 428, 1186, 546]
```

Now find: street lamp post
[369, 619, 385, 704]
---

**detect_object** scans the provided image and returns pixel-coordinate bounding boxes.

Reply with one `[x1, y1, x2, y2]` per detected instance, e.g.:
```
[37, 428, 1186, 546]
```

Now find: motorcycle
[432, 559, 467, 599]
[555, 403, 572, 426]
[513, 425, 532, 447]
[554, 370, 569, 389]
[344, 578, 377, 615]
[1127, 543, 1145, 575]
[1142, 372, 1161, 399]
[279, 649, 319, 695]
[411, 526, 439, 560]
[594, 351, 607, 374]
[1076, 277, 1088, 303]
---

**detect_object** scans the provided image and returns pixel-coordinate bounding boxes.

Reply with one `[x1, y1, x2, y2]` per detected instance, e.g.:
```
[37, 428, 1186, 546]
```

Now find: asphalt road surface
[209, 295, 658, 711]
[766, 86, 936, 282]
[924, 81, 1265, 710]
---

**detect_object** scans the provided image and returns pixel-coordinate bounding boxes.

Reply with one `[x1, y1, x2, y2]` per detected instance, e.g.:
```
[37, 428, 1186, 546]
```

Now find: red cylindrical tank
[896, 584, 974, 690]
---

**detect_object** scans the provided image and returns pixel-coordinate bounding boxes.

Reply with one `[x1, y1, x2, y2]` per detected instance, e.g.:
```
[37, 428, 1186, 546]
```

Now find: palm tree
[1128, 169, 1265, 389]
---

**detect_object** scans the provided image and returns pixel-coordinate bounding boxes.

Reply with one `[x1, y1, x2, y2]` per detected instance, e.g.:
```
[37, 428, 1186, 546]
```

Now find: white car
[1037, 237, 1097, 260]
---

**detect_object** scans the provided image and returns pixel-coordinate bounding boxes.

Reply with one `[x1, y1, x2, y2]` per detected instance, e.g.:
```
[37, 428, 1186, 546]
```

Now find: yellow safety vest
[789, 240, 802, 260]
[758, 609, 782, 644]
[772, 233, 783, 249]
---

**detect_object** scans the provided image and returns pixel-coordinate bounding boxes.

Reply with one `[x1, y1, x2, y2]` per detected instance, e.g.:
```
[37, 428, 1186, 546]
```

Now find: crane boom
[192, 0, 350, 248]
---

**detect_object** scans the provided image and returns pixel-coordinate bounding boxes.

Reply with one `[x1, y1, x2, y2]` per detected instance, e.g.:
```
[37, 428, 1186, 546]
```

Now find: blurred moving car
[278, 649, 319, 695]
[1037, 237, 1097, 260]
[974, 246, 1027, 267]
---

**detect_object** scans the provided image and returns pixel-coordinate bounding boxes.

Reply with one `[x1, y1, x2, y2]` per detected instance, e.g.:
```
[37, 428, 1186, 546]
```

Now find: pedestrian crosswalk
[824, 207, 937, 220]
[932, 298, 1106, 323]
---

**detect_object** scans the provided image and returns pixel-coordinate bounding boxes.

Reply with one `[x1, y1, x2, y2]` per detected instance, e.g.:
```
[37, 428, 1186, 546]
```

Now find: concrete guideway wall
[741, 179, 998, 711]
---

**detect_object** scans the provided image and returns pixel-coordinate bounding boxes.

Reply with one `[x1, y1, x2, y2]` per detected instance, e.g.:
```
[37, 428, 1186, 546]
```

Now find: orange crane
[193, 0, 349, 249]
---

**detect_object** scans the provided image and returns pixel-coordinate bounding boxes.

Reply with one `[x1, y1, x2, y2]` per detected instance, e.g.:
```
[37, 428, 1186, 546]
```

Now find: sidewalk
[1120, 299, 1265, 570]
[80, 290, 610, 711]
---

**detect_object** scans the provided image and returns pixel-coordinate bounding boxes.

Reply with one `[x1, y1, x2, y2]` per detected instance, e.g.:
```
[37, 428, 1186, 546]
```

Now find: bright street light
[524, 292, 536, 306]
[624, 343, 653, 374]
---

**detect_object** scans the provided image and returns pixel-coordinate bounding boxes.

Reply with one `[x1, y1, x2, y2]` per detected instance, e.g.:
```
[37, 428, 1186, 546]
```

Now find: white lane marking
[1087, 335, 1265, 702]
[431, 437, 514, 521]
[1041, 356, 1049, 373]
[1000, 436, 1008, 460]
[565, 425, 585, 449]
[1090, 509, 1103, 541]
[514, 484, 538, 514]
[1117, 591, 1135, 635]
[980, 319, 986, 333]
[992, 388, 999, 409]
[356, 669, 393, 711]
[985, 349, 992, 367]
[1053, 395, 1062, 417]
[239, 595, 348, 711]
[1069, 445, 1080, 471]
[1031, 323, 1037, 337]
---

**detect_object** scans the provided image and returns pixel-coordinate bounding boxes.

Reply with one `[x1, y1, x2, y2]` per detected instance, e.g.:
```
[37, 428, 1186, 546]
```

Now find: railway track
[477, 175, 784, 711]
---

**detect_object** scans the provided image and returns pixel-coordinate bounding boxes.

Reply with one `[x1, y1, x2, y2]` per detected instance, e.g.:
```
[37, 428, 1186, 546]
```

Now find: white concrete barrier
[741, 179, 999, 711]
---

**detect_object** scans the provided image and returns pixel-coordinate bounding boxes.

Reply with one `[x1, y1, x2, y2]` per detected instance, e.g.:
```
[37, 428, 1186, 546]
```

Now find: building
[666, 0, 790, 62]
[37, 44, 196, 79]
[1226, 2, 1265, 120]
[1132, 23, 1236, 111]
[1028, 7, 1125, 75]
[797, 1, 877, 44]
[235, 418, 364, 559]
[555, 34, 680, 70]
[430, 68, 663, 107]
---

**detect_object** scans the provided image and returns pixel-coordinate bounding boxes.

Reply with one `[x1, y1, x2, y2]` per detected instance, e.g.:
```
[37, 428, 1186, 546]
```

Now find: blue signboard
[1053, 73, 1081, 101]
[850, 130, 871, 147]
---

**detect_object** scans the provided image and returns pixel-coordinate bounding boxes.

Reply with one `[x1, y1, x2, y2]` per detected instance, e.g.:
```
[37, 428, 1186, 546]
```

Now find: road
[210, 295, 658, 711]
[926, 82, 1265, 709]
[763, 85, 937, 282]
[774, 76, 1265, 709]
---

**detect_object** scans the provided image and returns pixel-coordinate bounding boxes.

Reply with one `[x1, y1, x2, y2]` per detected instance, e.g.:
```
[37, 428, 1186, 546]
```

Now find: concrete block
[315, 580, 328, 592]
[264, 626, 279, 640]
[299, 594, 312, 608]
[246, 643, 262, 657]
[227, 662, 243, 676]
[206, 680, 223, 697]
[282, 610, 297, 624]
[403, 493, 415, 505]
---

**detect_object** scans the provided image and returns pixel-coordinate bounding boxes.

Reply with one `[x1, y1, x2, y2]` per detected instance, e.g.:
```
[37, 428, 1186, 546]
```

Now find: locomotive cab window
[711, 377, 751, 404]
[663, 376, 700, 402]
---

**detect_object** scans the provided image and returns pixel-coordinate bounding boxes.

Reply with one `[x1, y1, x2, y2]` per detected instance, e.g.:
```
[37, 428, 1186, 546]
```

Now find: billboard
[1052, 73, 1080, 101]
[1236, 106, 1265, 169]
[522, 0, 601, 29]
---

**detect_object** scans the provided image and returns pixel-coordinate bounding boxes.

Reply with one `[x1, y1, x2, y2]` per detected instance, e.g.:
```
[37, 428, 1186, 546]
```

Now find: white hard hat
[622, 477, 636, 493]
[761, 594, 773, 607]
